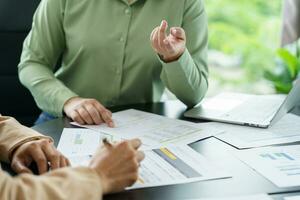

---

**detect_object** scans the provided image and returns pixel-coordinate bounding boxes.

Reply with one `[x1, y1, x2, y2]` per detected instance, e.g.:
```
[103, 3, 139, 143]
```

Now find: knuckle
[88, 99, 97, 104]
[11, 161, 17, 169]
[73, 115, 81, 122]
[49, 153, 59, 161]
[70, 110, 78, 117]
[37, 157, 46, 164]
[29, 142, 38, 150]
[80, 111, 89, 119]
[99, 108, 106, 115]
[120, 141, 130, 149]
[40, 139, 48, 146]
[131, 160, 139, 171]
[127, 150, 137, 160]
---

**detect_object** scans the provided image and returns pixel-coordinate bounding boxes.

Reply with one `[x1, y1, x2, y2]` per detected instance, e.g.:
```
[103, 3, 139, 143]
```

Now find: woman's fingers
[171, 27, 186, 40]
[29, 146, 48, 174]
[158, 20, 168, 49]
[77, 107, 94, 125]
[163, 39, 175, 54]
[84, 104, 103, 124]
[93, 102, 115, 127]
[151, 27, 160, 52]
[150, 20, 186, 61]
[42, 143, 60, 170]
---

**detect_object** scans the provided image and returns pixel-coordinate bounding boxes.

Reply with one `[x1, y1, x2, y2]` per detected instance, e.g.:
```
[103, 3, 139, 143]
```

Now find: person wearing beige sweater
[0, 116, 144, 200]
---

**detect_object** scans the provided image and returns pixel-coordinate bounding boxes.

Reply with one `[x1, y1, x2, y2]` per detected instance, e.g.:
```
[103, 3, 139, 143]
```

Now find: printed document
[128, 145, 231, 189]
[71, 109, 222, 149]
[57, 128, 104, 157]
[235, 145, 300, 188]
[61, 143, 231, 189]
[214, 113, 300, 149]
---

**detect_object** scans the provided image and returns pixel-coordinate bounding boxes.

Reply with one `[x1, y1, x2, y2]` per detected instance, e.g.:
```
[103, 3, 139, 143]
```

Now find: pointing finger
[158, 20, 168, 49]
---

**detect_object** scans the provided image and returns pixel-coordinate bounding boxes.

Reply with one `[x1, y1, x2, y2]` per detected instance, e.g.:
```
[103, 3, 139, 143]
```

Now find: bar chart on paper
[58, 128, 103, 157]
[260, 153, 295, 161]
[235, 145, 300, 188]
[128, 145, 231, 190]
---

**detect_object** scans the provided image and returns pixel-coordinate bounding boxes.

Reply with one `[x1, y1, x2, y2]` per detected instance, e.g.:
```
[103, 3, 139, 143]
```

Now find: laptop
[184, 79, 300, 128]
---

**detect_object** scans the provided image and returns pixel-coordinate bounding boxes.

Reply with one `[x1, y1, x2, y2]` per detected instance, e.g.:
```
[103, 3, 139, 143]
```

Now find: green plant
[205, 0, 282, 90]
[264, 47, 300, 93]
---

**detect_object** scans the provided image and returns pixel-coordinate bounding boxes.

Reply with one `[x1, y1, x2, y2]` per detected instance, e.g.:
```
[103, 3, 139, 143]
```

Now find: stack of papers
[235, 145, 300, 188]
[57, 128, 231, 189]
[71, 109, 223, 149]
[213, 113, 300, 149]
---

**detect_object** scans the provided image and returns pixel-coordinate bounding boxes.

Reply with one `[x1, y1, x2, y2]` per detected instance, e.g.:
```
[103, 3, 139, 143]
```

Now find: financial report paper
[213, 113, 300, 149]
[57, 128, 103, 157]
[71, 109, 222, 149]
[128, 145, 231, 189]
[57, 130, 231, 190]
[235, 145, 300, 188]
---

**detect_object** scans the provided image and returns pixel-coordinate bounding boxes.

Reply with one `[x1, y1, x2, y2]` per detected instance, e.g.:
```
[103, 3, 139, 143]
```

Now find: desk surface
[31, 101, 300, 200]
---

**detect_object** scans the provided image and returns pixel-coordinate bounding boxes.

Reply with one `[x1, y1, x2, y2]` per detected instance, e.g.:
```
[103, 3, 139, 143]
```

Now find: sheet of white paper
[187, 194, 272, 200]
[71, 109, 222, 149]
[68, 155, 92, 166]
[214, 113, 300, 149]
[68, 145, 231, 189]
[285, 196, 300, 200]
[57, 128, 105, 157]
[235, 145, 300, 188]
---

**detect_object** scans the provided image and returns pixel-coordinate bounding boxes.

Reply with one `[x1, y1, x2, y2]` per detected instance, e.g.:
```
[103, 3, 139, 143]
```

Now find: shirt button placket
[115, 6, 132, 103]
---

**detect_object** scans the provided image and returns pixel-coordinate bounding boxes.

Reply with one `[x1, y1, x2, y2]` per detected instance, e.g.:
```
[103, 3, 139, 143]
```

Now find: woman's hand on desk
[63, 97, 114, 127]
[10, 139, 70, 174]
[150, 20, 186, 63]
[89, 139, 145, 194]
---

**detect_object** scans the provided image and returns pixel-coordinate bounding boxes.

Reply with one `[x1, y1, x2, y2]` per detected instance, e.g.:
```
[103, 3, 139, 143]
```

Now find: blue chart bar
[260, 153, 295, 161]
[260, 154, 277, 160]
[275, 153, 295, 161]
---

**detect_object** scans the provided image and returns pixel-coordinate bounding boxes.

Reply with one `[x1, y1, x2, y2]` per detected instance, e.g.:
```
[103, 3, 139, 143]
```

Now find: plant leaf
[277, 48, 298, 79]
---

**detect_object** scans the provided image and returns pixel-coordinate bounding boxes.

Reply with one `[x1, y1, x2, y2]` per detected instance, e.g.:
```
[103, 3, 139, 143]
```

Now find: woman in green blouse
[18, 0, 208, 125]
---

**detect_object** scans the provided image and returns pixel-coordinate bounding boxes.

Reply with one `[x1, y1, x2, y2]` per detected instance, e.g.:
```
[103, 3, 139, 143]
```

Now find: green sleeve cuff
[158, 49, 208, 107]
[52, 89, 78, 117]
[159, 49, 192, 78]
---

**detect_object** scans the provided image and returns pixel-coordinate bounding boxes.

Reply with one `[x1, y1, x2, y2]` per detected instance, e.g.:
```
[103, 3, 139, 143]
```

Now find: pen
[102, 138, 113, 147]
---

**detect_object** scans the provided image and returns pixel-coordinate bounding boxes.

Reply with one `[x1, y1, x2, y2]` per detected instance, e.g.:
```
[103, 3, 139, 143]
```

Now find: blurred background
[165, 0, 300, 100]
[205, 0, 282, 95]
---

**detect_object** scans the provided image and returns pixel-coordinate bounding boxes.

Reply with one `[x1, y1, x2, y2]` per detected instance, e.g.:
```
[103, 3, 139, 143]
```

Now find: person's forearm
[18, 0, 77, 117]
[0, 116, 51, 162]
[160, 0, 209, 107]
[160, 49, 208, 107]
[18, 62, 77, 117]
[0, 167, 102, 200]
